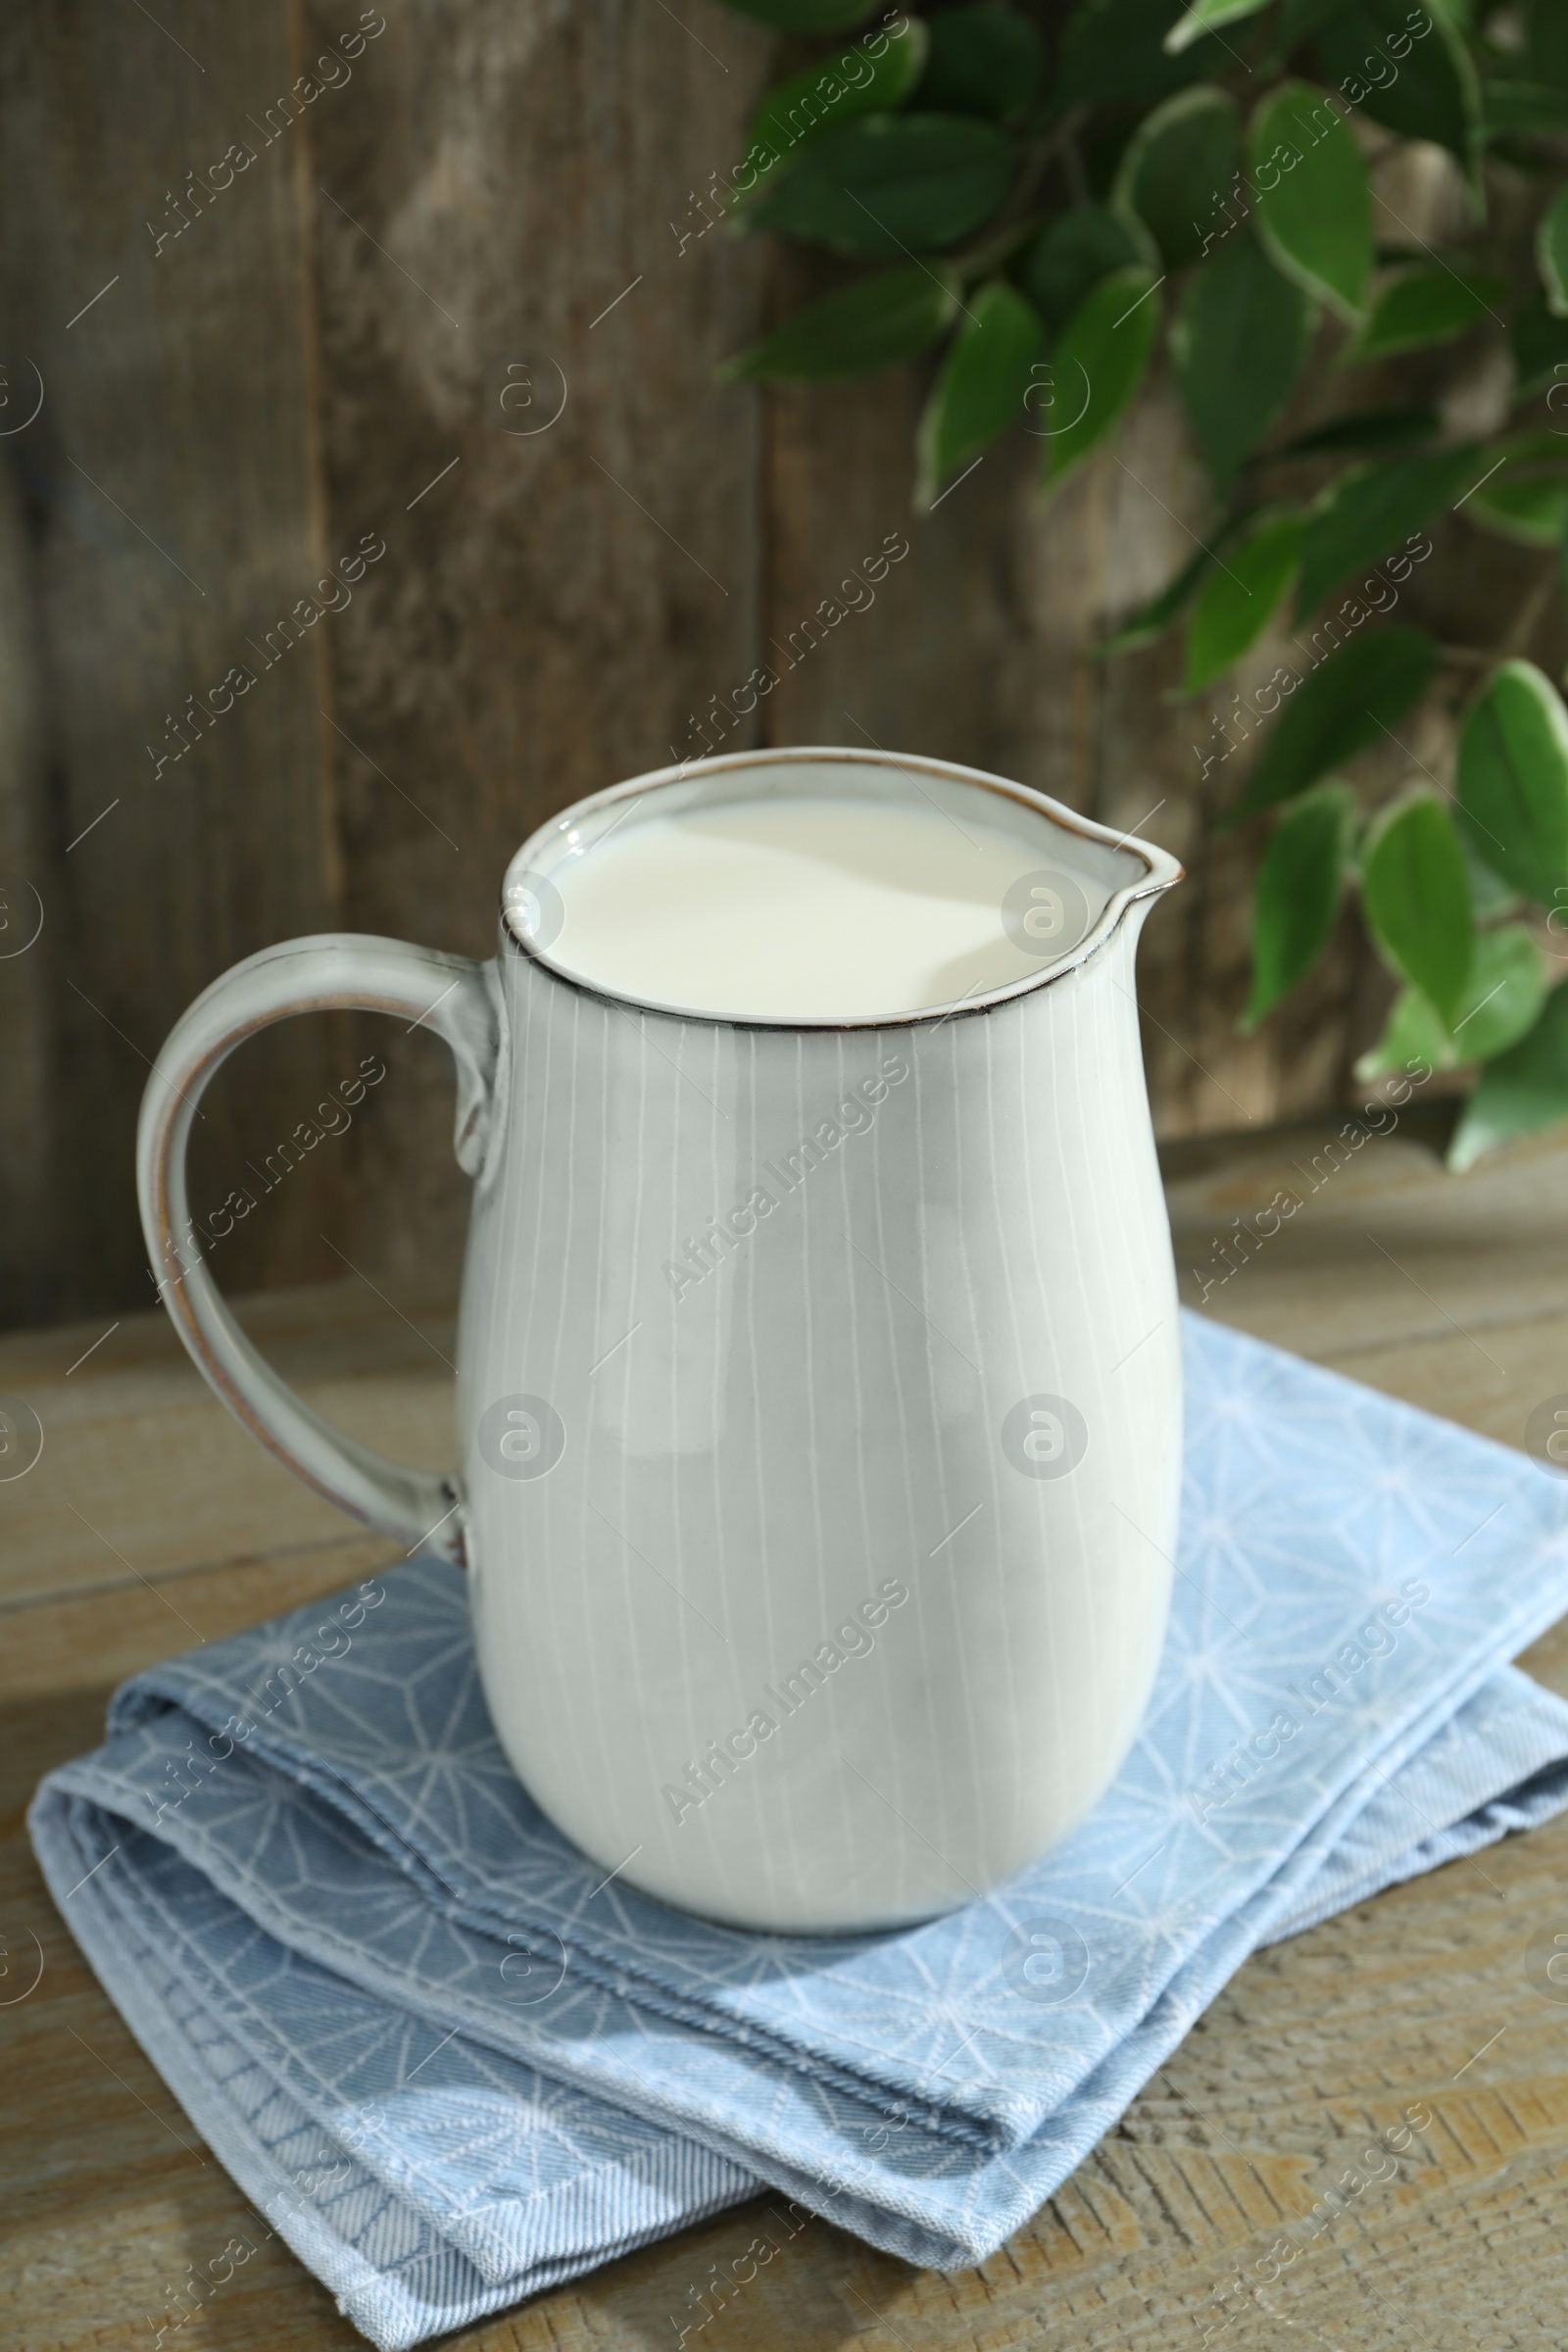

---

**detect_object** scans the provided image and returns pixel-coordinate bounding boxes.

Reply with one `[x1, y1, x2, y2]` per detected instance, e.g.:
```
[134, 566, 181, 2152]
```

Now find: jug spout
[978, 786, 1183, 1009]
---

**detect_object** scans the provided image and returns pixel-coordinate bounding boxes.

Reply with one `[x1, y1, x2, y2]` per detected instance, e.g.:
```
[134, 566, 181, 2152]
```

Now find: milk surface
[544, 789, 1104, 1020]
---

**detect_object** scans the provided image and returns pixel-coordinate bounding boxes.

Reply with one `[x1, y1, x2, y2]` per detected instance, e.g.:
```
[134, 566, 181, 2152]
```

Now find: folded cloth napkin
[32, 1312, 1568, 2349]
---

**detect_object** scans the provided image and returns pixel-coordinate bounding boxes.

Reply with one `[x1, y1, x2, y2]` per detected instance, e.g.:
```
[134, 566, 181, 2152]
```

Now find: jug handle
[136, 934, 501, 1568]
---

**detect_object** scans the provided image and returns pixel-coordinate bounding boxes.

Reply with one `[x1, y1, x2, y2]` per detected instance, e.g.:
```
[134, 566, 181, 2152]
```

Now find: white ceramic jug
[139, 747, 1183, 1933]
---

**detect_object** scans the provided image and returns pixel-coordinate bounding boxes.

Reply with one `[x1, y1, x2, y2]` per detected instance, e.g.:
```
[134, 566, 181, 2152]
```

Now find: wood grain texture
[0, 1271, 445, 1612]
[0, 0, 350, 1324]
[5, 1124, 1568, 2347]
[6, 0, 1568, 1334]
[300, 0, 774, 1289]
[0, 456, 57, 1329]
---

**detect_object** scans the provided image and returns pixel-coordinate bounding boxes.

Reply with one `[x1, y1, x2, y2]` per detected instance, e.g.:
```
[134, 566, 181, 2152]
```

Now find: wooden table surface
[9, 1109, 1568, 2350]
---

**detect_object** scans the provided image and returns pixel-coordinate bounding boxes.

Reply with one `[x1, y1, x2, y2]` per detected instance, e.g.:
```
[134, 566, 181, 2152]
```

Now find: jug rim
[500, 745, 1183, 1031]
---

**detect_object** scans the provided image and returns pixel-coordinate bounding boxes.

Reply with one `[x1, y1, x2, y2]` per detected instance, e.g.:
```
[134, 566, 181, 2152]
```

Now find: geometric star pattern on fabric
[31, 1310, 1568, 2348]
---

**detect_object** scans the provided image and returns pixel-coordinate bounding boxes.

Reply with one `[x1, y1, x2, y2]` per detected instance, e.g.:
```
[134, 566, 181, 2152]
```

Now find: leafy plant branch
[707, 0, 1568, 1167]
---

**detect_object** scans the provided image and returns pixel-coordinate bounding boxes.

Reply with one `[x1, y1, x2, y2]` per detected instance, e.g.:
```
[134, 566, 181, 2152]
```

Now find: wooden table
[9, 1111, 1568, 2350]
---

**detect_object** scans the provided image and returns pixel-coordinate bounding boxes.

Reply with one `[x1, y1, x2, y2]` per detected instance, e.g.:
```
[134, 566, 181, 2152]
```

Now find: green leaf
[916, 279, 1045, 507]
[1242, 782, 1354, 1029]
[1539, 186, 1568, 319]
[1315, 2, 1482, 174]
[1455, 659, 1568, 906]
[1511, 291, 1568, 401]
[1529, 0, 1568, 91]
[1166, 0, 1271, 53]
[1277, 0, 1348, 42]
[1360, 795, 1475, 1025]
[914, 5, 1043, 125]
[1222, 625, 1440, 823]
[1448, 923, 1548, 1058]
[1173, 230, 1318, 495]
[719, 264, 959, 380]
[1361, 923, 1546, 1080]
[1294, 445, 1479, 616]
[1182, 511, 1302, 693]
[1462, 473, 1568, 547]
[1249, 81, 1373, 322]
[745, 19, 928, 172]
[1448, 982, 1568, 1170]
[1111, 85, 1242, 270]
[1023, 205, 1158, 338]
[1043, 267, 1163, 489]
[1483, 79, 1568, 135]
[1477, 428, 1568, 471]
[741, 114, 1015, 258]
[1276, 407, 1442, 459]
[1354, 985, 1456, 1081]
[1461, 836, 1520, 921]
[1099, 519, 1253, 655]
[1343, 267, 1504, 364]
[717, 0, 880, 28]
[1052, 0, 1236, 109]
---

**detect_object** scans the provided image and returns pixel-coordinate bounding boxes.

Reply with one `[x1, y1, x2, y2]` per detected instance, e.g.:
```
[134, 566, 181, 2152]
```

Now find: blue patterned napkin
[32, 1313, 1568, 2350]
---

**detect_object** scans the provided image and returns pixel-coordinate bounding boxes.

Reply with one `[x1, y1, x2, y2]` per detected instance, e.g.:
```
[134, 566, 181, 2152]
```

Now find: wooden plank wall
[0, 0, 1556, 1334]
[0, 0, 346, 1326]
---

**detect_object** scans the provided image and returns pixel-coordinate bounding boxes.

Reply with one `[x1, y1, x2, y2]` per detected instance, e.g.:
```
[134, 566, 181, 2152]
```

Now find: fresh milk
[537, 786, 1110, 1020]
